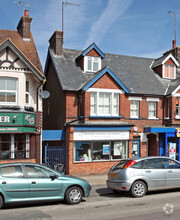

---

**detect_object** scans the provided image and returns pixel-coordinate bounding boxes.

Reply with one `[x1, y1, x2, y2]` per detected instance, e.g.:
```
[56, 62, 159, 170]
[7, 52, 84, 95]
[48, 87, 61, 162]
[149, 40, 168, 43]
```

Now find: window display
[74, 140, 128, 162]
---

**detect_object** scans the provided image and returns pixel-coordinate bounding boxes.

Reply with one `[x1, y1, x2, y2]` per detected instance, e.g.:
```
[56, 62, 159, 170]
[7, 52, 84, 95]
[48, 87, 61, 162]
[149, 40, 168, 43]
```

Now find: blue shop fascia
[144, 126, 180, 161]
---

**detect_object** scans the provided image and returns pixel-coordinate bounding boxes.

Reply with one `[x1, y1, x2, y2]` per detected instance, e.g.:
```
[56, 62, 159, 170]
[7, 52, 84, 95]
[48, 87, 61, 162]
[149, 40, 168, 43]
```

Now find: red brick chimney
[17, 10, 32, 41]
[49, 30, 64, 56]
[172, 40, 176, 49]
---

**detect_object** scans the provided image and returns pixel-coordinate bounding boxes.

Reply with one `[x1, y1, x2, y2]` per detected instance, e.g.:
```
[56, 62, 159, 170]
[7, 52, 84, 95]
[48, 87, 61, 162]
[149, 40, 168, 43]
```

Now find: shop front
[144, 127, 180, 161]
[68, 125, 133, 175]
[0, 112, 41, 163]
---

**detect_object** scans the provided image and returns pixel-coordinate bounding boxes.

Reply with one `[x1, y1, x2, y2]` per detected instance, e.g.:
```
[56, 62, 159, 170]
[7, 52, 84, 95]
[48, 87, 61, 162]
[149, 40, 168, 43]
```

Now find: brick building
[43, 30, 180, 175]
[0, 10, 45, 163]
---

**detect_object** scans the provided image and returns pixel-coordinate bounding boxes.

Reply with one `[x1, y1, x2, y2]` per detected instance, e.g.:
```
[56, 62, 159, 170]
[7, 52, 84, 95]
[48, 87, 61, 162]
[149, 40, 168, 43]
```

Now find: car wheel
[65, 186, 83, 205]
[0, 195, 3, 208]
[131, 181, 147, 198]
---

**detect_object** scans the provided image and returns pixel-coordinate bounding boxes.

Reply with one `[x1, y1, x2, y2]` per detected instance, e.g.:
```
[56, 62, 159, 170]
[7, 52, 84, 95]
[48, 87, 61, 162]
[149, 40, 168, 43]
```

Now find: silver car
[106, 156, 180, 197]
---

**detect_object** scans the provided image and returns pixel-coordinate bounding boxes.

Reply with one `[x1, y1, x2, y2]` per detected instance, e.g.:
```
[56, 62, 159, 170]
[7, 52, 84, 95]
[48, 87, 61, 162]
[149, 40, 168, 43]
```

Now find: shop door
[132, 140, 140, 157]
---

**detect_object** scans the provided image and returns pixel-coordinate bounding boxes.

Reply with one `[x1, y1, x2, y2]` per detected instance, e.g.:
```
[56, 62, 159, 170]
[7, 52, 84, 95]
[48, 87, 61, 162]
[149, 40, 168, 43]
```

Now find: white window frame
[0, 78, 17, 105]
[163, 64, 176, 79]
[84, 56, 101, 72]
[129, 97, 142, 118]
[147, 98, 159, 119]
[89, 89, 121, 116]
[25, 80, 30, 105]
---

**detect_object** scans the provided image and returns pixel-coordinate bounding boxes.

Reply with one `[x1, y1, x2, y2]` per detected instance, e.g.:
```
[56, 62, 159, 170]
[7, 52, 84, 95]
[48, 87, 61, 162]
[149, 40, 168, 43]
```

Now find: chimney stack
[17, 10, 32, 41]
[49, 30, 64, 56]
[172, 40, 176, 49]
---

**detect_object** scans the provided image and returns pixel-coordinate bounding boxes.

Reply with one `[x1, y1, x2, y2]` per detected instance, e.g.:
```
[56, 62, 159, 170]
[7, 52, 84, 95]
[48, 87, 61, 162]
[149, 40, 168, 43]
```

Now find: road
[1, 187, 180, 220]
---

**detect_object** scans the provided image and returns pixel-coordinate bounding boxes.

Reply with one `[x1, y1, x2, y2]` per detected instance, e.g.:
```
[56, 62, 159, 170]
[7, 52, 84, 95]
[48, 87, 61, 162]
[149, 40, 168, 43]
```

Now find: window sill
[129, 117, 141, 120]
[175, 116, 180, 119]
[148, 117, 159, 120]
[90, 116, 123, 119]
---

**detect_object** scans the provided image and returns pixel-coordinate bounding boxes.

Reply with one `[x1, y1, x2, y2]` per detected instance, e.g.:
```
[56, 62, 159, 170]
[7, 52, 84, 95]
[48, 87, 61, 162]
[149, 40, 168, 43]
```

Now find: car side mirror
[50, 174, 57, 180]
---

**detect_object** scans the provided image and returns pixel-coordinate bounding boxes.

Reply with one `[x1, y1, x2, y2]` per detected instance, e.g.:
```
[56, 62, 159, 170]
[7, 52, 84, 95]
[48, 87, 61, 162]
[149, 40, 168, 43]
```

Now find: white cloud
[84, 0, 133, 48]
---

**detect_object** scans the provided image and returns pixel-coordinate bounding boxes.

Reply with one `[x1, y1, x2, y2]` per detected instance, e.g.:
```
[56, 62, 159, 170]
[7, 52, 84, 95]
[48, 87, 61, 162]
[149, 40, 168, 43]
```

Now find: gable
[86, 49, 100, 57]
[0, 47, 29, 70]
[91, 73, 123, 90]
[0, 39, 44, 80]
[82, 67, 130, 93]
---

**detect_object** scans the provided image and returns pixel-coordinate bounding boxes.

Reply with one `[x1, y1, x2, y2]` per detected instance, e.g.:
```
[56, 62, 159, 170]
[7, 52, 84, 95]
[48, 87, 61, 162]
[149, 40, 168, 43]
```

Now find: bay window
[90, 91, 119, 116]
[0, 78, 17, 105]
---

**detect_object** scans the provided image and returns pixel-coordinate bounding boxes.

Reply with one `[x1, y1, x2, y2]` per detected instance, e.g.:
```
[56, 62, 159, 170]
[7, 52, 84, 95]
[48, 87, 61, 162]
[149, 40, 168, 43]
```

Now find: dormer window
[85, 56, 101, 72]
[163, 64, 176, 79]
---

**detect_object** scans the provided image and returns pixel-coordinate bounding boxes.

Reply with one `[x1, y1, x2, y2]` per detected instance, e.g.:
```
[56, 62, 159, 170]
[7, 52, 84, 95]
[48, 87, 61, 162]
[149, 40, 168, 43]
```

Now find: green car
[0, 163, 91, 208]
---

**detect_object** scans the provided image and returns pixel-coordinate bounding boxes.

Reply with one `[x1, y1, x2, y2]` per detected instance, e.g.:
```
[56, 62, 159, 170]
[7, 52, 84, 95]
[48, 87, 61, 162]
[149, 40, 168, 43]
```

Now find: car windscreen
[113, 160, 131, 169]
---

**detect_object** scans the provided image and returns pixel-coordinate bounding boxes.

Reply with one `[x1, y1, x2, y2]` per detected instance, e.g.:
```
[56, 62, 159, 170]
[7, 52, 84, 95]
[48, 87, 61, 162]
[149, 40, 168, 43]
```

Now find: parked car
[106, 156, 180, 197]
[0, 163, 91, 208]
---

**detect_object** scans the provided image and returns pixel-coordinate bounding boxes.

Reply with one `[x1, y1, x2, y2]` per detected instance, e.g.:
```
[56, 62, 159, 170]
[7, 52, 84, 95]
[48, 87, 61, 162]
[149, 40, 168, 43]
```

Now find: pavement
[75, 174, 113, 197]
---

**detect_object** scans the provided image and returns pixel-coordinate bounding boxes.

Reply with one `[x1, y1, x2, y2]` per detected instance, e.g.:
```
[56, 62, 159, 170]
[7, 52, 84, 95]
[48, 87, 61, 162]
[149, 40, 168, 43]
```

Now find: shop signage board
[74, 130, 129, 140]
[0, 126, 36, 133]
[0, 112, 36, 126]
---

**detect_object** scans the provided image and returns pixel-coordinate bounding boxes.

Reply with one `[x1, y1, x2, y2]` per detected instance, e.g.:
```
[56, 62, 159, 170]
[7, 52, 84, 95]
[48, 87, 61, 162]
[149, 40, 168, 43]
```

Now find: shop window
[74, 142, 92, 162]
[0, 134, 30, 160]
[74, 140, 128, 162]
[93, 141, 110, 161]
[0, 78, 17, 105]
[111, 141, 127, 160]
[90, 91, 119, 116]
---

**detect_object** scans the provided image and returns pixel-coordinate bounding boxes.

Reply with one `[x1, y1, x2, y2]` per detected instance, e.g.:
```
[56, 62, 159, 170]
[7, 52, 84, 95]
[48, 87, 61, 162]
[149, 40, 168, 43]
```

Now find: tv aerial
[15, 0, 32, 13]
[168, 11, 180, 45]
[62, 1, 80, 32]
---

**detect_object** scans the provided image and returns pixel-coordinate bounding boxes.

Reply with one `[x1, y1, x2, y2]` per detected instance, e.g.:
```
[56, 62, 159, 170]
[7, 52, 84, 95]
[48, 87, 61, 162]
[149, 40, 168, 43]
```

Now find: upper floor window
[0, 78, 17, 105]
[130, 101, 139, 118]
[176, 99, 180, 118]
[85, 56, 101, 72]
[148, 102, 157, 118]
[90, 91, 119, 116]
[25, 81, 30, 105]
[164, 64, 176, 79]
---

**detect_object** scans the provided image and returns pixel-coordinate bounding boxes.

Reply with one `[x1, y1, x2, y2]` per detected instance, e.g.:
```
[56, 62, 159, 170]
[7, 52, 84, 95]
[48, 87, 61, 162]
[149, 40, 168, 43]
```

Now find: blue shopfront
[144, 127, 180, 161]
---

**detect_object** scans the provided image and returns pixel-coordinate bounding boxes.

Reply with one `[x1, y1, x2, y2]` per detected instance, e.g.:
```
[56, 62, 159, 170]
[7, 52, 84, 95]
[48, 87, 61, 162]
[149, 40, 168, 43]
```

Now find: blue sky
[0, 0, 180, 68]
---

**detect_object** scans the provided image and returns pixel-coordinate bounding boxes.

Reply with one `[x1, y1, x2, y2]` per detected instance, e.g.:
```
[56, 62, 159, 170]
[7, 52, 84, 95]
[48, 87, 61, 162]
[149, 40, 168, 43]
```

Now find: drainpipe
[37, 79, 46, 111]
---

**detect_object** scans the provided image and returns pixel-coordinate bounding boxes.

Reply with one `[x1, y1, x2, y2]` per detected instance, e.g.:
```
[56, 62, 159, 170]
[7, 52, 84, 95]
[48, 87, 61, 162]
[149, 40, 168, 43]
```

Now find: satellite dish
[40, 90, 50, 99]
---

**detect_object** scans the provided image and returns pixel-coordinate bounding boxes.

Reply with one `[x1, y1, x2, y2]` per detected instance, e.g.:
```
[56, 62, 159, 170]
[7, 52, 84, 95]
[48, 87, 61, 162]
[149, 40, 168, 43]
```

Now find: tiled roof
[47, 48, 168, 95]
[0, 29, 44, 77]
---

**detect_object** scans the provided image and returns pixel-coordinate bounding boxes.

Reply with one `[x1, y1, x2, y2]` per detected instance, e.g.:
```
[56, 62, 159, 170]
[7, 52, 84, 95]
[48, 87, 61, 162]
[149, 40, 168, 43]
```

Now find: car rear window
[113, 160, 131, 169]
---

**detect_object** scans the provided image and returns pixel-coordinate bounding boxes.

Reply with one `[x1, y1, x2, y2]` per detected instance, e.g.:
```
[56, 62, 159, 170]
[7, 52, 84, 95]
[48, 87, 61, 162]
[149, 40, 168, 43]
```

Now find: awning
[42, 130, 65, 141]
[144, 127, 176, 133]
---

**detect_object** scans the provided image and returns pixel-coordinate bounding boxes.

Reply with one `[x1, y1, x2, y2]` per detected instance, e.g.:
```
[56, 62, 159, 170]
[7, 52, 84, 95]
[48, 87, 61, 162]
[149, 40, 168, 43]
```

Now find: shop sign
[0, 126, 36, 133]
[74, 130, 129, 141]
[0, 112, 36, 126]
[176, 128, 180, 137]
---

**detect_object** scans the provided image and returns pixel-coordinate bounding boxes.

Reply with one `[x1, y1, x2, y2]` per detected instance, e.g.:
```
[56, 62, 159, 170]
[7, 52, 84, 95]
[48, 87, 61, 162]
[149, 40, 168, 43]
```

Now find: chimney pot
[24, 10, 29, 17]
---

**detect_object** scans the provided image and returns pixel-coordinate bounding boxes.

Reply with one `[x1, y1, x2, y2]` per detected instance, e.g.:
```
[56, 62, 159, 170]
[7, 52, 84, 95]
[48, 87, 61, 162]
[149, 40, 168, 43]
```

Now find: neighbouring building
[43, 30, 180, 175]
[0, 10, 45, 163]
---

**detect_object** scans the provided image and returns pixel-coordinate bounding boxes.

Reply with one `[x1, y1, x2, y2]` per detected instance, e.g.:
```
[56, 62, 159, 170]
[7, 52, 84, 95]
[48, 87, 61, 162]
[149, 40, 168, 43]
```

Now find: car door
[161, 158, 180, 188]
[0, 165, 29, 199]
[24, 164, 63, 199]
[142, 158, 165, 189]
